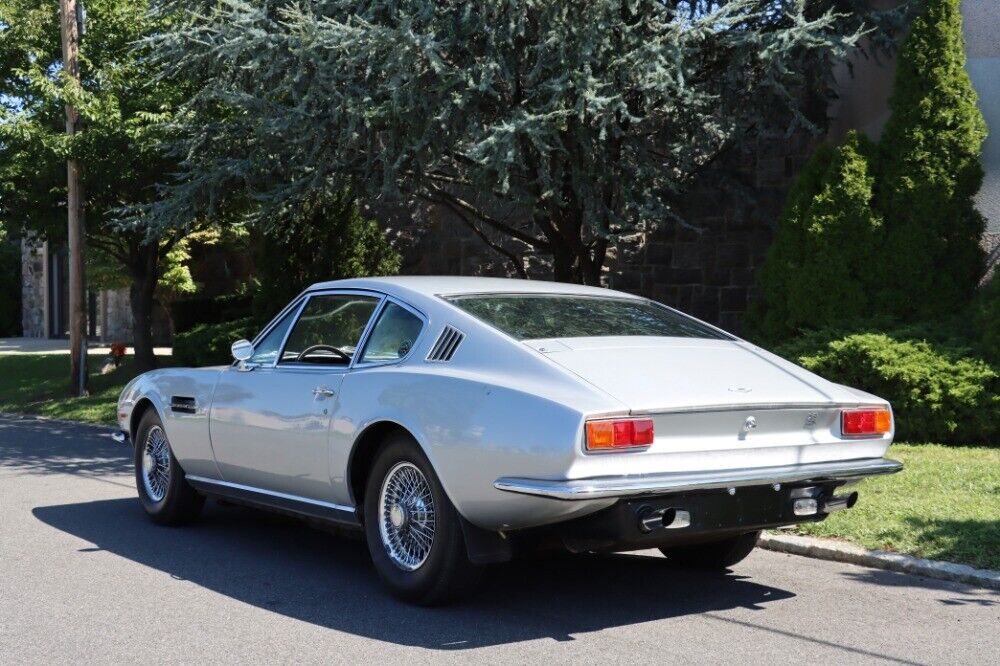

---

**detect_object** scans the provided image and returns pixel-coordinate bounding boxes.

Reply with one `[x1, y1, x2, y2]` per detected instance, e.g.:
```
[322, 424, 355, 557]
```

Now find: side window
[279, 294, 380, 365]
[360, 302, 423, 363]
[248, 303, 299, 365]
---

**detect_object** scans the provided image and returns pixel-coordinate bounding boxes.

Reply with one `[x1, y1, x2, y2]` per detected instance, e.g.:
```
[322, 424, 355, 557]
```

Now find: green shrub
[252, 191, 401, 323]
[776, 332, 999, 445]
[748, 133, 882, 341]
[172, 317, 256, 368]
[973, 274, 1000, 364]
[170, 294, 253, 334]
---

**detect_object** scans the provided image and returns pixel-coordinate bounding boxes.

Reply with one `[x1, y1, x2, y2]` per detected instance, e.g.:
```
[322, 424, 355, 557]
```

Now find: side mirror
[231, 339, 254, 363]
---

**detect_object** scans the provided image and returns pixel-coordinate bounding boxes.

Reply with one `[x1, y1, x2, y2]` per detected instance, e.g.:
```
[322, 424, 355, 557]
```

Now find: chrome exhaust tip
[821, 491, 859, 514]
[637, 507, 691, 533]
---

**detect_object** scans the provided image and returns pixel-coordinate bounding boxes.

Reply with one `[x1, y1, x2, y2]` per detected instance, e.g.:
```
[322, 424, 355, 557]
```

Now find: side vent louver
[427, 326, 464, 362]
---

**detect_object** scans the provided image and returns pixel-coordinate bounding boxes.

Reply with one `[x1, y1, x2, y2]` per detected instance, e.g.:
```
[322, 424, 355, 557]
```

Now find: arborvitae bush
[875, 0, 987, 320]
[749, 132, 881, 340]
[750, 0, 988, 341]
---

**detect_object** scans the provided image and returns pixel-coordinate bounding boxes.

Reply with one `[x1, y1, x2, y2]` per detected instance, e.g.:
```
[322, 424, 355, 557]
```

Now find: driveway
[1, 415, 997, 665]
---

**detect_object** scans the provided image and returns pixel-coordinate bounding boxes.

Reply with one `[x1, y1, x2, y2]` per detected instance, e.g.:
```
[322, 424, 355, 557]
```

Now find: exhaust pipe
[638, 507, 691, 532]
[821, 491, 859, 514]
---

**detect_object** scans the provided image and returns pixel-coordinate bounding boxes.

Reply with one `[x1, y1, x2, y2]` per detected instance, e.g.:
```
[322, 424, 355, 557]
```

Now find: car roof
[306, 275, 643, 300]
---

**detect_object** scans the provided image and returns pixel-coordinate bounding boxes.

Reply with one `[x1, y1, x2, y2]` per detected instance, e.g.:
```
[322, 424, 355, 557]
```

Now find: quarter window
[280, 294, 380, 365]
[249, 304, 298, 365]
[360, 302, 423, 363]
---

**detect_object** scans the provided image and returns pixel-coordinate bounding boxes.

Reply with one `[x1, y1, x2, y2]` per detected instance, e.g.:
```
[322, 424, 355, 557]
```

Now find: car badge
[805, 412, 818, 427]
[743, 416, 758, 433]
[728, 386, 752, 393]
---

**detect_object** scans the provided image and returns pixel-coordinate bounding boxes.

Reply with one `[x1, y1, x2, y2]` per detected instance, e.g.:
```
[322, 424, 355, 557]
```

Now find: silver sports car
[115, 276, 901, 604]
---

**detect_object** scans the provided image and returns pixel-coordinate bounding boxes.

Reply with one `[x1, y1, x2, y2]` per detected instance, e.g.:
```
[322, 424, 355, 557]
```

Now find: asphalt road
[2, 415, 997, 665]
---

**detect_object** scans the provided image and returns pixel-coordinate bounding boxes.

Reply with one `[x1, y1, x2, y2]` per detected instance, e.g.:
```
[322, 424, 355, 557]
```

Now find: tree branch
[421, 183, 551, 251]
[436, 197, 528, 279]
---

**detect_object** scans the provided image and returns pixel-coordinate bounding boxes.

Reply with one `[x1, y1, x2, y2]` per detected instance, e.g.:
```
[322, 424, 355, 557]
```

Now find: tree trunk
[551, 245, 576, 283]
[130, 274, 158, 372]
[128, 242, 160, 372]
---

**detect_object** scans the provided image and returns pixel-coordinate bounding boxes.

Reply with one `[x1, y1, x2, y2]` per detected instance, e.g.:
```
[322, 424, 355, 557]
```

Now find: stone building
[18, 236, 135, 341]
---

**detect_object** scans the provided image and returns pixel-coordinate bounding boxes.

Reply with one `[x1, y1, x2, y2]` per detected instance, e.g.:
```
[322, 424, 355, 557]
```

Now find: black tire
[659, 531, 761, 570]
[363, 432, 479, 605]
[134, 409, 205, 525]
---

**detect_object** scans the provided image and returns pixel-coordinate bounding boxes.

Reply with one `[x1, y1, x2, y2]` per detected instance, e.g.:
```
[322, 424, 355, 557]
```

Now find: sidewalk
[0, 338, 172, 356]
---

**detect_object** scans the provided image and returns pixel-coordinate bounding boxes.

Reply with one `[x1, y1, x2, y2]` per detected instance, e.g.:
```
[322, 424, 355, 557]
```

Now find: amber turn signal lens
[586, 418, 655, 450]
[841, 408, 892, 437]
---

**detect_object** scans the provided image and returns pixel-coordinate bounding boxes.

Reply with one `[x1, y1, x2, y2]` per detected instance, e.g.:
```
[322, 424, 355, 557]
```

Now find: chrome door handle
[312, 386, 336, 398]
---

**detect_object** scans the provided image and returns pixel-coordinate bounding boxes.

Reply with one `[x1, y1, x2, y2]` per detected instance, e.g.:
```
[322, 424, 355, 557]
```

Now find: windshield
[446, 293, 732, 341]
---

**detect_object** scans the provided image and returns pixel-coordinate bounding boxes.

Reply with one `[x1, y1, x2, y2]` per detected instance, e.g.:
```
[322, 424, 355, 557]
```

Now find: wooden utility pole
[59, 0, 88, 396]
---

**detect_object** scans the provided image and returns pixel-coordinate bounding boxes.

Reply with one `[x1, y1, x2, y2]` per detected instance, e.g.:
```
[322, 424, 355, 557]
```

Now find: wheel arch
[347, 419, 419, 508]
[129, 396, 160, 445]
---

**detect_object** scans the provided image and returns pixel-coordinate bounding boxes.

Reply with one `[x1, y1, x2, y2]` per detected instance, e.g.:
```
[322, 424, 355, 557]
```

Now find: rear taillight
[585, 418, 655, 451]
[841, 408, 892, 437]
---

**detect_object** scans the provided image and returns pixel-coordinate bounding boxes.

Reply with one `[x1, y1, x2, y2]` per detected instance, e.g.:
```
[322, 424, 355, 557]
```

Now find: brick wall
[609, 135, 820, 333]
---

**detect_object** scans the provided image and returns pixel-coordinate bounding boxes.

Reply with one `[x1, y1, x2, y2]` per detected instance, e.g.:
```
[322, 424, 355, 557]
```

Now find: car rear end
[445, 291, 902, 553]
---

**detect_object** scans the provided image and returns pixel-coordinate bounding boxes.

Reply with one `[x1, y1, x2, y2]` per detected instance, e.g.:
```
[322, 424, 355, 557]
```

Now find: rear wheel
[659, 531, 760, 570]
[363, 433, 479, 604]
[134, 410, 204, 525]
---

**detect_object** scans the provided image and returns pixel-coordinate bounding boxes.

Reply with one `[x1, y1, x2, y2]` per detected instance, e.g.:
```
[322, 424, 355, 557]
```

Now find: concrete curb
[760, 533, 1000, 591]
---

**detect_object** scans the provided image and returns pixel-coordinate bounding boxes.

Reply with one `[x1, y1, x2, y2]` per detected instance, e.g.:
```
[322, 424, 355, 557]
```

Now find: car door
[209, 290, 383, 503]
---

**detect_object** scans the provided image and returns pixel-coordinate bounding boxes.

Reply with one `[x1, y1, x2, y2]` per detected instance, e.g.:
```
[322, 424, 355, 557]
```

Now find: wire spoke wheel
[378, 461, 436, 571]
[141, 425, 172, 502]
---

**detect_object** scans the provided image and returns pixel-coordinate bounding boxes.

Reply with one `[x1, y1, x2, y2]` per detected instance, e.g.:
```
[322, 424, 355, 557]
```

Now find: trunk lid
[526, 337, 893, 478]
[525, 336, 866, 413]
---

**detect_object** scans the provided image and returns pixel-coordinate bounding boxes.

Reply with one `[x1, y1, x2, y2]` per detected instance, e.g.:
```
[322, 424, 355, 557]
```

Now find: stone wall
[20, 238, 46, 338]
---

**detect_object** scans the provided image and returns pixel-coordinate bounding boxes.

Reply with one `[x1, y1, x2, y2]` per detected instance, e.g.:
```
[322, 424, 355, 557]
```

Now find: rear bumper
[494, 457, 903, 501]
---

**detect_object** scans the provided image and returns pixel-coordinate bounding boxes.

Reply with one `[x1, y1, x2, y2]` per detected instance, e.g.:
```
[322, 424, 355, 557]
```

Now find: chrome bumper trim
[494, 458, 903, 501]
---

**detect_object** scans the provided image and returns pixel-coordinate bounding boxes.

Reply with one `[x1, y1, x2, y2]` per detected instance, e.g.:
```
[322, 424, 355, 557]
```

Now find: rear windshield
[446, 293, 731, 341]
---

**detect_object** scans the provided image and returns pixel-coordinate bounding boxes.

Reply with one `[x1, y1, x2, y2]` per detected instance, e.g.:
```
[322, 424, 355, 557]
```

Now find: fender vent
[427, 326, 464, 362]
[170, 396, 196, 414]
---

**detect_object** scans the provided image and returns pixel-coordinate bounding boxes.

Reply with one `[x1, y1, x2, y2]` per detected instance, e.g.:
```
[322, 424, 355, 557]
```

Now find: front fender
[119, 368, 225, 479]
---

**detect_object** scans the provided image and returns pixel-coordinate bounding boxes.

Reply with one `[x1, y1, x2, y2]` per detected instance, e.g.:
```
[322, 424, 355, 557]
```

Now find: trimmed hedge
[775, 332, 999, 446]
[172, 318, 256, 368]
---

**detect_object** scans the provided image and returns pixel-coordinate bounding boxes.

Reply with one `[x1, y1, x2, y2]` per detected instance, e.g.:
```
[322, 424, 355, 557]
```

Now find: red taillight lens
[841, 408, 892, 437]
[586, 418, 655, 451]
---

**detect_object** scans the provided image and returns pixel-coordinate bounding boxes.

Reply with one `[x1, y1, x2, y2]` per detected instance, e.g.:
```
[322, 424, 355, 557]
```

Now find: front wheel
[134, 410, 204, 525]
[659, 531, 760, 570]
[363, 433, 479, 604]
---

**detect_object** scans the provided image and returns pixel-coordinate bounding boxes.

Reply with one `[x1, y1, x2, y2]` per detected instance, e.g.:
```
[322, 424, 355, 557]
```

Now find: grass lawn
[0, 352, 151, 425]
[793, 443, 1000, 571]
[1, 353, 996, 569]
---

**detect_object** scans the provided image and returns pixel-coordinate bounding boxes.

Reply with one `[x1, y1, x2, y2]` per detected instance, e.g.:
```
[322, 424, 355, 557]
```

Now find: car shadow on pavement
[0, 416, 132, 478]
[33, 498, 795, 649]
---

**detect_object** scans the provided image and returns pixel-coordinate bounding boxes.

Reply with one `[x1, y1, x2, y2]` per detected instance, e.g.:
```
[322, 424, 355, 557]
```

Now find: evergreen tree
[749, 132, 882, 339]
[876, 0, 987, 319]
[142, 0, 870, 284]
